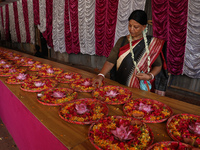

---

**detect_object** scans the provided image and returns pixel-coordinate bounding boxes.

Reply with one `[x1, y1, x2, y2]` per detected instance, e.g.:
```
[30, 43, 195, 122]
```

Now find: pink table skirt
[0, 81, 68, 150]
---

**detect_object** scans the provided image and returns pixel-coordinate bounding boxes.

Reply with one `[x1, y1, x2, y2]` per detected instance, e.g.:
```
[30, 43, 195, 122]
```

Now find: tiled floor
[0, 64, 199, 149]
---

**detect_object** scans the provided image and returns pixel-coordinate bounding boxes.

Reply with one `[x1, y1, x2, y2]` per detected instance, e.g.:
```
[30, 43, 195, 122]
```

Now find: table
[0, 48, 200, 150]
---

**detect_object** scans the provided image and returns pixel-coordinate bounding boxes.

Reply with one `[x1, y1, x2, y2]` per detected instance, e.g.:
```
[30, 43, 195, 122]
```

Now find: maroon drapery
[13, 2, 21, 43]
[5, 5, 10, 41]
[22, 0, 30, 43]
[33, 0, 39, 25]
[95, 0, 119, 57]
[0, 7, 4, 30]
[42, 0, 53, 48]
[152, 0, 188, 75]
[64, 0, 80, 54]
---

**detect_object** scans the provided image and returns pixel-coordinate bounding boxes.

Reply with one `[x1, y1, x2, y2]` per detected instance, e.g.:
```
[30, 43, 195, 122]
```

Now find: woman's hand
[135, 72, 151, 80]
[92, 75, 104, 88]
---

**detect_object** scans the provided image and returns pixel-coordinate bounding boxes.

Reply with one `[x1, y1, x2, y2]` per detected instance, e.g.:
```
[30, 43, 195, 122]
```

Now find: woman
[93, 10, 167, 96]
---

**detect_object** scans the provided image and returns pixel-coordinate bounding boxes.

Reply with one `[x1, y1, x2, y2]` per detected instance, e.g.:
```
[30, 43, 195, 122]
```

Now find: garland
[129, 25, 150, 73]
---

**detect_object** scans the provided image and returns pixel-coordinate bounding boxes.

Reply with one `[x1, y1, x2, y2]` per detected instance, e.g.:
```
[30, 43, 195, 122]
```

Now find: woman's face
[128, 19, 146, 40]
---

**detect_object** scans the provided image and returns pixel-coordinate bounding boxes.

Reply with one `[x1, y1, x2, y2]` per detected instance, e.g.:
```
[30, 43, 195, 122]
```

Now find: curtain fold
[5, 5, 9, 41]
[64, 0, 80, 54]
[42, 0, 53, 47]
[78, 0, 95, 55]
[33, 0, 39, 25]
[9, 3, 17, 42]
[52, 0, 66, 53]
[152, 0, 188, 75]
[183, 0, 200, 78]
[22, 0, 30, 43]
[27, 0, 35, 44]
[17, 0, 26, 43]
[13, 2, 21, 43]
[95, 0, 119, 57]
[0, 7, 5, 40]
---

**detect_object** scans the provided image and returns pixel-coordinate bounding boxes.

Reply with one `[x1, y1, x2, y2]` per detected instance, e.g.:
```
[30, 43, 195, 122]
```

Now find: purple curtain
[95, 0, 119, 57]
[152, 0, 188, 75]
[5, 5, 10, 41]
[33, 0, 40, 25]
[22, 0, 30, 43]
[13, 2, 21, 43]
[42, 0, 53, 48]
[64, 0, 80, 54]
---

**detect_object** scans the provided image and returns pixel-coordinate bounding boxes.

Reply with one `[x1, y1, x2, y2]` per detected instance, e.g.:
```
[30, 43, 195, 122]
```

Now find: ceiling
[0, 0, 18, 7]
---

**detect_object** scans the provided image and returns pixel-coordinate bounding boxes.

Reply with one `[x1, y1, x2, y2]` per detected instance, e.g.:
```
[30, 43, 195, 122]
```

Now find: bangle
[148, 73, 154, 80]
[98, 73, 105, 78]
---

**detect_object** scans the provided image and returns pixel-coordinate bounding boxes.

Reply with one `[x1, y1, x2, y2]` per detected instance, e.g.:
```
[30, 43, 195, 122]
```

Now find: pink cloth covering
[0, 81, 68, 150]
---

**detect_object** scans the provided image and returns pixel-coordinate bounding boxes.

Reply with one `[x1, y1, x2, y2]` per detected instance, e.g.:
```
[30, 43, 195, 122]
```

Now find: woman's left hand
[135, 72, 151, 80]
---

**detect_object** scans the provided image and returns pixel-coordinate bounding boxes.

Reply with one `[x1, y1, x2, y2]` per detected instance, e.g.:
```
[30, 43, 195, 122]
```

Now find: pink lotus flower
[14, 56, 19, 59]
[105, 90, 119, 98]
[81, 81, 91, 86]
[34, 81, 45, 87]
[64, 74, 72, 79]
[0, 60, 6, 64]
[37, 93, 43, 97]
[75, 103, 89, 114]
[27, 61, 34, 64]
[8, 69, 17, 73]
[36, 65, 42, 68]
[16, 73, 27, 80]
[138, 102, 153, 113]
[189, 121, 200, 135]
[3, 64, 12, 68]
[51, 91, 65, 98]
[111, 125, 133, 141]
[46, 68, 54, 73]
[20, 59, 24, 62]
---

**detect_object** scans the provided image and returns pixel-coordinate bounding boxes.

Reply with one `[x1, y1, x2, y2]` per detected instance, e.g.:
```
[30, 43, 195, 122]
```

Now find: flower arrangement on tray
[37, 88, 78, 106]
[88, 116, 154, 150]
[28, 63, 52, 71]
[5, 73, 38, 84]
[59, 98, 109, 125]
[13, 57, 33, 65]
[0, 60, 13, 66]
[0, 64, 18, 72]
[92, 85, 132, 105]
[55, 72, 82, 83]
[0, 68, 27, 77]
[37, 67, 63, 77]
[20, 78, 58, 92]
[123, 98, 173, 123]
[70, 78, 101, 92]
[146, 141, 194, 150]
[167, 114, 200, 148]
[19, 60, 41, 67]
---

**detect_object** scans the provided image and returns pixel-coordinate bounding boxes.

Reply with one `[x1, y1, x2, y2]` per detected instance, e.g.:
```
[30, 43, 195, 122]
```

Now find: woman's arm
[92, 61, 114, 87]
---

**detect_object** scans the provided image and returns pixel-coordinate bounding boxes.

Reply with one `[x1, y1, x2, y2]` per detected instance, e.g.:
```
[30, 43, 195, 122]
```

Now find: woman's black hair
[128, 10, 147, 25]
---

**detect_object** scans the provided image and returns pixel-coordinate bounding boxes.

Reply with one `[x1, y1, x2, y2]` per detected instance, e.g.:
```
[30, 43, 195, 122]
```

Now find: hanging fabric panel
[64, 0, 80, 54]
[13, 2, 21, 43]
[183, 0, 200, 78]
[152, 0, 188, 75]
[95, 0, 119, 57]
[52, 0, 66, 53]
[8, 3, 17, 42]
[78, 0, 95, 55]
[17, 0, 26, 43]
[27, 0, 35, 44]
